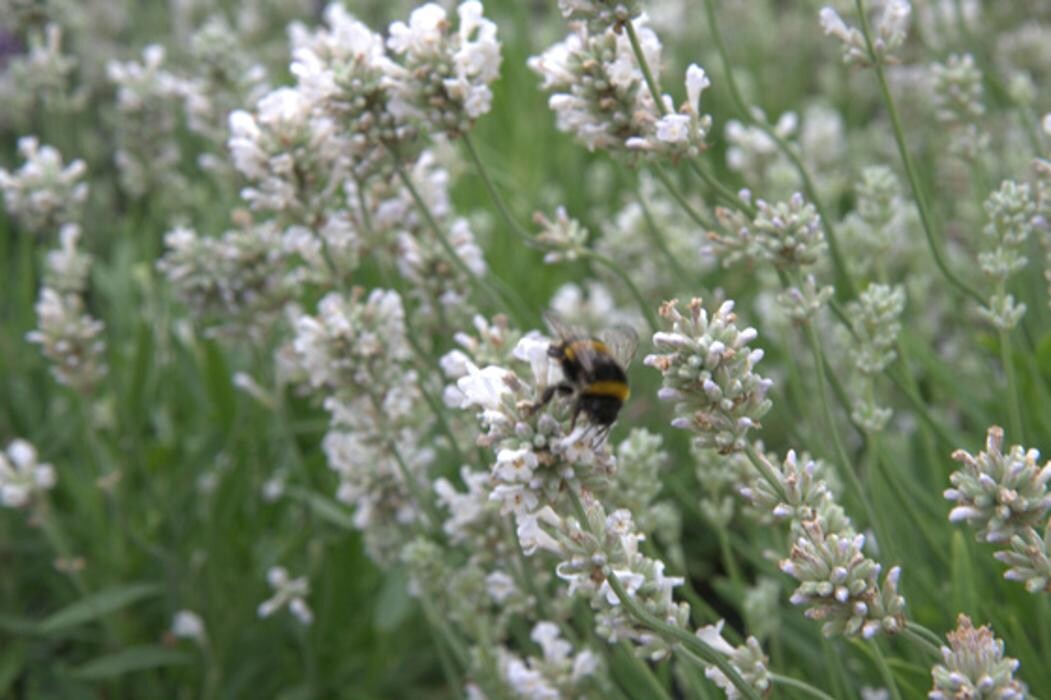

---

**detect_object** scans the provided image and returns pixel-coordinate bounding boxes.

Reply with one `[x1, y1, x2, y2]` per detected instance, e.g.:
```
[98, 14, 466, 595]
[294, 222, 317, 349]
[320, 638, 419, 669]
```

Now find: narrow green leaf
[202, 340, 235, 432]
[38, 583, 161, 635]
[287, 487, 357, 531]
[373, 568, 411, 632]
[0, 642, 26, 696]
[69, 645, 190, 680]
[950, 531, 978, 618]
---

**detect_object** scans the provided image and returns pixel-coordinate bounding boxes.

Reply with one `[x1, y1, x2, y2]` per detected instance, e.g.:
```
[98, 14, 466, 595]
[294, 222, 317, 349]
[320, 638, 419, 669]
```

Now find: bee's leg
[531, 382, 574, 414]
[569, 399, 582, 431]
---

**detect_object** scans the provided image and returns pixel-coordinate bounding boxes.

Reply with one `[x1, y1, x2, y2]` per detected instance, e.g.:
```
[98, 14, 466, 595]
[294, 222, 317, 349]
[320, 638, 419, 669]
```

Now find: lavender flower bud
[646, 298, 772, 453]
[946, 426, 1051, 543]
[929, 615, 1026, 699]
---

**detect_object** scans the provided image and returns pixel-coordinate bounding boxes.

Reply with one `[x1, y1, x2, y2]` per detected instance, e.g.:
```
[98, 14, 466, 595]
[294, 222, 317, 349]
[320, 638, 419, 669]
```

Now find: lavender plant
[2, 0, 1051, 697]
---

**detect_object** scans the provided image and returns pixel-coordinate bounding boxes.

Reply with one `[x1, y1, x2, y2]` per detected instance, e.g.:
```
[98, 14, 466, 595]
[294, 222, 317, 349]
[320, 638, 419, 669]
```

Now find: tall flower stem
[799, 306, 881, 538]
[621, 20, 748, 213]
[853, 0, 986, 307]
[702, 0, 856, 298]
[461, 131, 659, 331]
[744, 443, 789, 502]
[583, 250, 659, 332]
[565, 487, 762, 700]
[460, 132, 535, 246]
[903, 621, 943, 658]
[999, 329, 1025, 443]
[391, 159, 532, 325]
[649, 165, 717, 230]
[637, 195, 693, 287]
[768, 673, 837, 700]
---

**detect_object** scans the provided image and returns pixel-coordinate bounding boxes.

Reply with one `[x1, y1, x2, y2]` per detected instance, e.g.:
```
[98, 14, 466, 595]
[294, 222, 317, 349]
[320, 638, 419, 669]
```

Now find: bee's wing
[543, 311, 595, 372]
[599, 324, 640, 368]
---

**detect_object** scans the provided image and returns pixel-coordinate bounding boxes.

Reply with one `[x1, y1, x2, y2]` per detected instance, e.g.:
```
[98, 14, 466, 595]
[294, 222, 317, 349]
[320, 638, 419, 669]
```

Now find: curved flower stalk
[947, 426, 1051, 593]
[929, 615, 1026, 699]
[0, 136, 88, 234]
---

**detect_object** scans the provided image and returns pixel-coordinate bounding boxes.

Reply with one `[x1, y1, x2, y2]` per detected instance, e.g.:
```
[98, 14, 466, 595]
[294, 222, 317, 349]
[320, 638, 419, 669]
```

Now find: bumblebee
[534, 313, 639, 440]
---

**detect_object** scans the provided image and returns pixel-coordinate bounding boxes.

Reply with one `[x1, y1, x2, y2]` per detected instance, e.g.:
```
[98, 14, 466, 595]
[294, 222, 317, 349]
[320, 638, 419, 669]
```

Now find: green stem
[622, 18, 746, 213]
[903, 621, 943, 658]
[801, 313, 881, 536]
[853, 0, 986, 308]
[768, 673, 837, 700]
[701, 0, 855, 297]
[584, 250, 658, 332]
[867, 640, 904, 700]
[461, 132, 535, 246]
[649, 165, 717, 230]
[619, 641, 672, 700]
[744, 443, 789, 502]
[623, 20, 666, 117]
[637, 194, 693, 287]
[999, 329, 1025, 443]
[715, 526, 744, 594]
[392, 159, 531, 325]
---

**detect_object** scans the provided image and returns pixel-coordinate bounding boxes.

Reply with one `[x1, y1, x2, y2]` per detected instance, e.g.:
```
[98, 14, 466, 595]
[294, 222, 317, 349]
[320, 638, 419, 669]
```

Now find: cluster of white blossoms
[549, 493, 689, 659]
[930, 53, 988, 161]
[446, 332, 617, 524]
[292, 288, 437, 565]
[0, 439, 57, 509]
[158, 221, 302, 338]
[947, 426, 1051, 593]
[25, 220, 108, 394]
[743, 450, 907, 638]
[0, 136, 88, 234]
[929, 615, 1026, 699]
[711, 192, 827, 270]
[528, 17, 662, 155]
[258, 566, 313, 626]
[497, 621, 603, 698]
[847, 283, 906, 433]
[556, 0, 642, 33]
[386, 2, 502, 136]
[976, 180, 1038, 331]
[228, 87, 340, 217]
[646, 298, 772, 453]
[695, 620, 771, 699]
[819, 1, 912, 67]
[107, 45, 187, 199]
[0, 23, 81, 132]
[532, 0, 715, 161]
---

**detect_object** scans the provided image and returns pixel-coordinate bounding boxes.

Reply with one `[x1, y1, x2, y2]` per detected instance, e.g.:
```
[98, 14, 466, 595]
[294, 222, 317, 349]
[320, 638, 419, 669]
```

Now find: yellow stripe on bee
[584, 380, 630, 402]
[564, 339, 609, 361]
